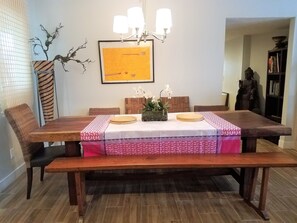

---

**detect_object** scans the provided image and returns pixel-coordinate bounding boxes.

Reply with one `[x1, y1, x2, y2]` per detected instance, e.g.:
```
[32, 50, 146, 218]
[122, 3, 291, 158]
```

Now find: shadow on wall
[254, 71, 265, 114]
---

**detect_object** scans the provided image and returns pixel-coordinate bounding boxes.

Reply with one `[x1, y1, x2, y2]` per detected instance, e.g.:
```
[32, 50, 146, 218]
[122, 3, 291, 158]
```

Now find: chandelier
[113, 1, 172, 44]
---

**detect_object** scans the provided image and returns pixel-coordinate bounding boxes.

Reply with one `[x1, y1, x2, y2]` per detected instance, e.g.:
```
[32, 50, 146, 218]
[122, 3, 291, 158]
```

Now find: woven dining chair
[4, 103, 65, 199]
[194, 105, 229, 112]
[124, 96, 190, 114]
[88, 107, 120, 115]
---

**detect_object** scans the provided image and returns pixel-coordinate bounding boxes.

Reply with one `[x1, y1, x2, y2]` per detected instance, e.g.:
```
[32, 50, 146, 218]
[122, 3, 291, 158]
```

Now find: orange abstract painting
[98, 40, 154, 84]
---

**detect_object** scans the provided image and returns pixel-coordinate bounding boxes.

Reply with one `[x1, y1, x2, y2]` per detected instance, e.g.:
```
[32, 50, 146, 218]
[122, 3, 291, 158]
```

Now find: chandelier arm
[136, 32, 147, 45]
[120, 32, 167, 44]
[151, 33, 166, 43]
[120, 33, 137, 42]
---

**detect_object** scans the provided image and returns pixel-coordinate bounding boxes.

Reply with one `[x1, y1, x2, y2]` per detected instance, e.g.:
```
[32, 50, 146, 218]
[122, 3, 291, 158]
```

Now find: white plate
[110, 116, 137, 124]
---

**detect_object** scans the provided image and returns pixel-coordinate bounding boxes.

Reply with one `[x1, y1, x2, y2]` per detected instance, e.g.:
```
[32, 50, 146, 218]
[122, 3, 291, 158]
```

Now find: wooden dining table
[29, 110, 291, 205]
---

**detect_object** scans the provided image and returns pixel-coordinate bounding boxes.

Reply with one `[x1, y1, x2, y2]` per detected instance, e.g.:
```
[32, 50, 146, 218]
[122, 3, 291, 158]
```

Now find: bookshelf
[265, 47, 287, 143]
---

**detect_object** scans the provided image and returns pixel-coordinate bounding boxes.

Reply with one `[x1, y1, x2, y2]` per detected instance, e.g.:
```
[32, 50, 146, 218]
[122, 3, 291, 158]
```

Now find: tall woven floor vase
[32, 60, 58, 124]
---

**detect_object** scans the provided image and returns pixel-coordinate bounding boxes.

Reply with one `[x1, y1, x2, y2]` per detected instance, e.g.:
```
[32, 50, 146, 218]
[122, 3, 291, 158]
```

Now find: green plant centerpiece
[134, 85, 173, 121]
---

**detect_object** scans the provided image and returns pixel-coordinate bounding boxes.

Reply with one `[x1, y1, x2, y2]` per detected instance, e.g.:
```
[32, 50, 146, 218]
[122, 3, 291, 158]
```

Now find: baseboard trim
[0, 162, 25, 192]
[279, 137, 295, 149]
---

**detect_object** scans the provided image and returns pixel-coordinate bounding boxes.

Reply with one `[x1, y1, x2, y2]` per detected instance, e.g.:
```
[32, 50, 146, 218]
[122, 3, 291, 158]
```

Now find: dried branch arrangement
[30, 23, 92, 73]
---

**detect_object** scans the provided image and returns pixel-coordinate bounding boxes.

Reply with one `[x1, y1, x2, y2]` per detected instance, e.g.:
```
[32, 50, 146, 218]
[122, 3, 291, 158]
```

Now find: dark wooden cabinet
[264, 47, 287, 144]
[265, 47, 287, 123]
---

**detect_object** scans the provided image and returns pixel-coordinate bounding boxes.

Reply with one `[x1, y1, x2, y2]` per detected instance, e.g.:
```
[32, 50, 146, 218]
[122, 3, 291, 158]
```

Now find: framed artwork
[98, 40, 154, 84]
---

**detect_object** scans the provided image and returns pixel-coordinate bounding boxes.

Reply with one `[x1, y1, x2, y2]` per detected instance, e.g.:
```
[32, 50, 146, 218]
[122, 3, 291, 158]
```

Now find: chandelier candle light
[113, 0, 172, 44]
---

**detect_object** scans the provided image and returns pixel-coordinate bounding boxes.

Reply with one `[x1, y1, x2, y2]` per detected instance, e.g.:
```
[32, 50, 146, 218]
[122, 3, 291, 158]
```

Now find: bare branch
[53, 40, 93, 73]
[29, 37, 49, 60]
[30, 24, 92, 73]
[30, 23, 63, 60]
[41, 23, 63, 50]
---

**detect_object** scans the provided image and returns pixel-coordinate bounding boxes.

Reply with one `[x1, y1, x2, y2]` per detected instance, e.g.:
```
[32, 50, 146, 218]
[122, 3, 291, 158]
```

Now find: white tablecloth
[81, 112, 241, 156]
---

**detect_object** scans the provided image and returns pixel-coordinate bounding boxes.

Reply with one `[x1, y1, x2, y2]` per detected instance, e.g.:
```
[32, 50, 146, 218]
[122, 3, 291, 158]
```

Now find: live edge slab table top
[29, 110, 292, 205]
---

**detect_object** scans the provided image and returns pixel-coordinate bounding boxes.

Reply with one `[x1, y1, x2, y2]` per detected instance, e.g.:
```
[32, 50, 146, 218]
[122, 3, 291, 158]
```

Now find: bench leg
[245, 167, 270, 221]
[74, 172, 86, 217]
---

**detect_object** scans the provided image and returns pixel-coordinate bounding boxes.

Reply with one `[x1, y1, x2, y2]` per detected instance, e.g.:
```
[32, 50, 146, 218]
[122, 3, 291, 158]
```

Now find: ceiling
[225, 18, 291, 40]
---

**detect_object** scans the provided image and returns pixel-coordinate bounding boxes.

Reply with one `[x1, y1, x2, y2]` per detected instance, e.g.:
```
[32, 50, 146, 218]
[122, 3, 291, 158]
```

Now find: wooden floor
[1, 139, 297, 223]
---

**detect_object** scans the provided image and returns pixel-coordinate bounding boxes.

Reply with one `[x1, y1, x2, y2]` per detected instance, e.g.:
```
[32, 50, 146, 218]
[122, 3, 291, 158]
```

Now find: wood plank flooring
[1, 139, 297, 223]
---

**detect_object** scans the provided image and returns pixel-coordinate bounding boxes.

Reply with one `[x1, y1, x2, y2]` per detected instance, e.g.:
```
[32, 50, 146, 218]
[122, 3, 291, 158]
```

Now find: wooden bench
[45, 152, 297, 220]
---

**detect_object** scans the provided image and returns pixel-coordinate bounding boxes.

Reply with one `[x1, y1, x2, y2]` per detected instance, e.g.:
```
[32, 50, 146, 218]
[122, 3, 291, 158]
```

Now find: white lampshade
[113, 15, 128, 34]
[113, 5, 172, 43]
[127, 7, 145, 29]
[156, 8, 172, 31]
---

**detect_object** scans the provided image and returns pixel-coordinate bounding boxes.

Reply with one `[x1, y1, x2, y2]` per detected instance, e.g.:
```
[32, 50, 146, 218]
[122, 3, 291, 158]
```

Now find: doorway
[223, 18, 290, 114]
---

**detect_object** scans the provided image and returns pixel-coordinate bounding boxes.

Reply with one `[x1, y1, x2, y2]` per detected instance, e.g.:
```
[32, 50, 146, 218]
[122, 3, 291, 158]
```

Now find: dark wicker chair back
[89, 107, 120, 115]
[125, 96, 190, 114]
[194, 105, 229, 112]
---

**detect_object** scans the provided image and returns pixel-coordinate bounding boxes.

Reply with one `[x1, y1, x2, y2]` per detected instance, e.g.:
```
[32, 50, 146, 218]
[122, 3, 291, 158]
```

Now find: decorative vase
[32, 60, 55, 124]
[141, 110, 168, 121]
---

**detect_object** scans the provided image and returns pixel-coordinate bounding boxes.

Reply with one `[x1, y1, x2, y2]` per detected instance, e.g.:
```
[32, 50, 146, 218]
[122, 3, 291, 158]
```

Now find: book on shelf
[276, 53, 280, 72]
[268, 80, 280, 96]
[269, 80, 273, 95]
[268, 54, 280, 73]
[268, 56, 273, 73]
[275, 81, 280, 96]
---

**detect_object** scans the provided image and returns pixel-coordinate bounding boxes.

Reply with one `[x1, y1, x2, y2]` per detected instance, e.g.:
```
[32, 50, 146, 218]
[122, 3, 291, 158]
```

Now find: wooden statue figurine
[235, 67, 261, 114]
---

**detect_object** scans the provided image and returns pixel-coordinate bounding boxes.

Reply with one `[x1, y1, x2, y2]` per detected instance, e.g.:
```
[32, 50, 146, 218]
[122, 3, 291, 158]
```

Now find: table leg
[65, 141, 81, 205]
[248, 168, 259, 201]
[240, 137, 257, 199]
[75, 172, 86, 217]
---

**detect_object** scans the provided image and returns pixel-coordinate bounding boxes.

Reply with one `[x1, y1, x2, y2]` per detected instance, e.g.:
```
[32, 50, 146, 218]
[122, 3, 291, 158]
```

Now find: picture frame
[98, 40, 154, 84]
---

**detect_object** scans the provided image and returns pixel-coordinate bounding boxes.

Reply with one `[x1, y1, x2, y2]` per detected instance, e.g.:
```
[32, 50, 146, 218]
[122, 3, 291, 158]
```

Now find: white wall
[27, 0, 297, 147]
[27, 0, 228, 115]
[223, 36, 244, 110]
[282, 18, 297, 148]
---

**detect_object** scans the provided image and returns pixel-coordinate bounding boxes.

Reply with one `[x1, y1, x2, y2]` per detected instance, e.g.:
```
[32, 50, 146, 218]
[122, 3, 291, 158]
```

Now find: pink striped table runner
[80, 115, 111, 156]
[200, 112, 241, 153]
[81, 113, 241, 157]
